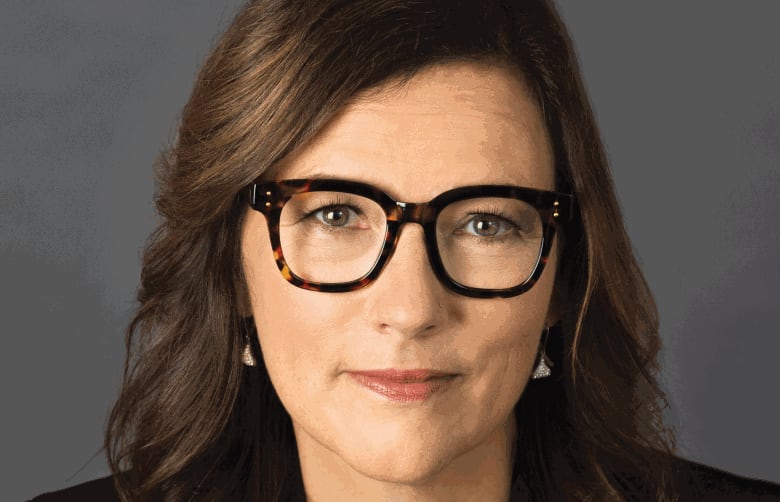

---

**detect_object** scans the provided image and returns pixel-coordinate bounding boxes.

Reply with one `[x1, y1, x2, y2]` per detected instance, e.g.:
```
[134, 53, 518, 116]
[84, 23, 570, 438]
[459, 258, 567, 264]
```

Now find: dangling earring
[242, 336, 257, 367]
[531, 327, 553, 380]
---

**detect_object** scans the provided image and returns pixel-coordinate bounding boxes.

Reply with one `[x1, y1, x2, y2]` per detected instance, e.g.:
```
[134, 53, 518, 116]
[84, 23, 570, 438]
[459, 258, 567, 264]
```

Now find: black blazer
[30, 456, 780, 501]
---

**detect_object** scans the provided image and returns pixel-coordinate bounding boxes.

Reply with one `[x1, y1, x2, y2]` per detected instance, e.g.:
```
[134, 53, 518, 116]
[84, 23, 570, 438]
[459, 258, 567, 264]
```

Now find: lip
[347, 369, 457, 403]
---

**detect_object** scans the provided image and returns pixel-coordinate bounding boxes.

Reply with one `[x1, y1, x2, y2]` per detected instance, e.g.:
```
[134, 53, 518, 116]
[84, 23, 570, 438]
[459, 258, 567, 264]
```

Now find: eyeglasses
[247, 179, 573, 298]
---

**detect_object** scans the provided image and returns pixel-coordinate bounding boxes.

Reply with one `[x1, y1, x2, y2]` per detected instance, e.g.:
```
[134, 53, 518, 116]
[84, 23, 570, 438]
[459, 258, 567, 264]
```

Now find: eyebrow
[282, 170, 340, 180]
[287, 171, 546, 189]
[282, 171, 405, 199]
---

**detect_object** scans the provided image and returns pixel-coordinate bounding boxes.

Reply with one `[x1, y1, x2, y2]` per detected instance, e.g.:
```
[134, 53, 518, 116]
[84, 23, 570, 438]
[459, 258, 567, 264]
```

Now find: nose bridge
[378, 200, 435, 273]
[380, 199, 446, 293]
[389, 201, 429, 225]
[370, 202, 445, 337]
[383, 200, 439, 274]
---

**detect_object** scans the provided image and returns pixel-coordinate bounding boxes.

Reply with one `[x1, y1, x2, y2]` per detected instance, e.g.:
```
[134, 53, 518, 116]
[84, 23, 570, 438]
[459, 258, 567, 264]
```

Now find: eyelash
[464, 204, 521, 226]
[303, 198, 364, 223]
[300, 199, 523, 235]
[308, 195, 353, 210]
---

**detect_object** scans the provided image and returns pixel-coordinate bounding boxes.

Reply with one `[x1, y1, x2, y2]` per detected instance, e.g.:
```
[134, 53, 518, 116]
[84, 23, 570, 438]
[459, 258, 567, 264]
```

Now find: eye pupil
[324, 207, 348, 226]
[473, 218, 499, 236]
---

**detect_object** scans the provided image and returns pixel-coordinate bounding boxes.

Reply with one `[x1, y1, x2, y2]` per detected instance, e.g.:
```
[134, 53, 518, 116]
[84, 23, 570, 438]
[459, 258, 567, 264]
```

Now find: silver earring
[531, 327, 553, 380]
[242, 340, 257, 367]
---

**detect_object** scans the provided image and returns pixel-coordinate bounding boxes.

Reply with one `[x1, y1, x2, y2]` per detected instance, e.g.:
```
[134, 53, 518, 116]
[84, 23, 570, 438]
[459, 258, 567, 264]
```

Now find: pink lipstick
[348, 369, 456, 403]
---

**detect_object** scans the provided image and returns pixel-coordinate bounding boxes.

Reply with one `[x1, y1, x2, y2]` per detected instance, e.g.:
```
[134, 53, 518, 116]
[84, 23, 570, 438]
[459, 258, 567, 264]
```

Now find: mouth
[347, 369, 458, 403]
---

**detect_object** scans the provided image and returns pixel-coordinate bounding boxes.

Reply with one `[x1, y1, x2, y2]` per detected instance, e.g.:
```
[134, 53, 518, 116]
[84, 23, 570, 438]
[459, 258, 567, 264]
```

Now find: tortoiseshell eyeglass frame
[247, 178, 574, 298]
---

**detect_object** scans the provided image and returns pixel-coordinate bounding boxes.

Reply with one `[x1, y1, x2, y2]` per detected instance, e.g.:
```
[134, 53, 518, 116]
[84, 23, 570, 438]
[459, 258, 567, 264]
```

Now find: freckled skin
[241, 62, 560, 502]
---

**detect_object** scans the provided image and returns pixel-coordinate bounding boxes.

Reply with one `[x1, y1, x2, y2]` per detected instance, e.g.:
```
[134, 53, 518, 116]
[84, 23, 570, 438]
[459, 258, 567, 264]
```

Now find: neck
[296, 414, 518, 502]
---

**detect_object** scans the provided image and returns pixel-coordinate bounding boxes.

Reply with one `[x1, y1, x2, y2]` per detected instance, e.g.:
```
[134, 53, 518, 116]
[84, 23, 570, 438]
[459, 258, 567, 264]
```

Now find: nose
[364, 223, 450, 339]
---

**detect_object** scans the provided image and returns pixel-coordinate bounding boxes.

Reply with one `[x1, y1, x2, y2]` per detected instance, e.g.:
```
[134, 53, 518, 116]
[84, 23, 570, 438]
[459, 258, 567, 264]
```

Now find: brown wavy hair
[105, 0, 677, 500]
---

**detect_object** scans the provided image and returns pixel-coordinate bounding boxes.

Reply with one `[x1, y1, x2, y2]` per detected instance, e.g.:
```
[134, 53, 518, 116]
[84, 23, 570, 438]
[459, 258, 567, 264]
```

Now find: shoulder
[670, 455, 780, 500]
[28, 475, 119, 502]
[27, 459, 780, 501]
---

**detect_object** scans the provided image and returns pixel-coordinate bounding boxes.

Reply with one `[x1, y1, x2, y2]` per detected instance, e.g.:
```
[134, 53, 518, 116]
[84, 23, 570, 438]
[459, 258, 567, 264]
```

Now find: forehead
[268, 61, 554, 201]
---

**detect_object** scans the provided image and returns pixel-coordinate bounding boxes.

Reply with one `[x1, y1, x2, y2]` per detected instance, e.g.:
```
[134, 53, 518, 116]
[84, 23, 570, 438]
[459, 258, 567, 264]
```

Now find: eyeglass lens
[278, 191, 544, 288]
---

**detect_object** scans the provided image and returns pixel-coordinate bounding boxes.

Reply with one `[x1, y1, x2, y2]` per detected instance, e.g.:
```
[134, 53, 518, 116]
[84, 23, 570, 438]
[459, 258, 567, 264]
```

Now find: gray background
[2, 2, 778, 500]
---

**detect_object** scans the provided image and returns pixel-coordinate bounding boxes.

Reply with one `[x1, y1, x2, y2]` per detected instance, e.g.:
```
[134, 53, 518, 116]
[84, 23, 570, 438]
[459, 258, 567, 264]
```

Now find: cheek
[242, 216, 352, 415]
[249, 258, 320, 386]
[461, 299, 547, 409]
[460, 251, 558, 406]
[242, 213, 311, 399]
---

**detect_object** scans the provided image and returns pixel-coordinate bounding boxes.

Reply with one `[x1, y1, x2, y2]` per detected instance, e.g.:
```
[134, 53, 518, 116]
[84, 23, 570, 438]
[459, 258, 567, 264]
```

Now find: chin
[338, 434, 462, 486]
[349, 454, 451, 486]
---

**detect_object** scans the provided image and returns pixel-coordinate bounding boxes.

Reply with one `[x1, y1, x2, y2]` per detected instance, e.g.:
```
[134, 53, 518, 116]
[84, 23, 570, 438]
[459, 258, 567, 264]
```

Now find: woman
[32, 0, 780, 500]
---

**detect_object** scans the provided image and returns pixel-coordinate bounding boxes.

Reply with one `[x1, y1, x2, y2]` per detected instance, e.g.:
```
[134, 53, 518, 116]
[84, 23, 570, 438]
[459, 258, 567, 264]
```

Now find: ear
[545, 289, 562, 328]
[236, 209, 256, 319]
[237, 295, 252, 318]
[545, 235, 567, 328]
[236, 275, 254, 318]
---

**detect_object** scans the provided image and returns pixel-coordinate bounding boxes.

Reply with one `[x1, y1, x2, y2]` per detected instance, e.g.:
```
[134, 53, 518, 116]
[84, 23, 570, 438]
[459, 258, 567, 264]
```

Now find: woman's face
[241, 62, 558, 485]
